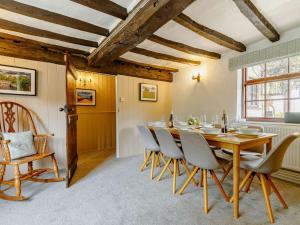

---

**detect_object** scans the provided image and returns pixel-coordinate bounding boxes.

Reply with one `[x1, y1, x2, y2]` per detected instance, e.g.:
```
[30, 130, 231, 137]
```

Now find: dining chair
[153, 128, 197, 194]
[178, 130, 230, 214]
[137, 125, 171, 180]
[220, 124, 265, 183]
[229, 133, 300, 223]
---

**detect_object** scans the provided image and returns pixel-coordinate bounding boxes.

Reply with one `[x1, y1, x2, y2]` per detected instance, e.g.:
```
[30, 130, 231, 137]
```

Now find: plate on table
[235, 131, 262, 138]
[201, 128, 222, 135]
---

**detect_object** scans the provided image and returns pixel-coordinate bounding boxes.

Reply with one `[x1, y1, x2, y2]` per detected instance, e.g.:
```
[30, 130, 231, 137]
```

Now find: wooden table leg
[233, 145, 241, 219]
[266, 138, 273, 195]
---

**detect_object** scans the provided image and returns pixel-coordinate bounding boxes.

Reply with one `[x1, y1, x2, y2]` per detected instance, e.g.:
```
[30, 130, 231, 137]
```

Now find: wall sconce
[79, 76, 92, 87]
[192, 73, 201, 82]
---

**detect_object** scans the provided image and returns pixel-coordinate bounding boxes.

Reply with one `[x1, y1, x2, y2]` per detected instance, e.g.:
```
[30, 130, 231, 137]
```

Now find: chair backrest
[179, 130, 220, 170]
[247, 124, 265, 154]
[153, 128, 183, 159]
[137, 125, 159, 151]
[257, 133, 300, 174]
[0, 101, 37, 136]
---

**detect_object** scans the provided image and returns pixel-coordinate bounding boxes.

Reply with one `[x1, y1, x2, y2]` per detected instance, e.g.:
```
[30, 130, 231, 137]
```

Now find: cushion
[2, 131, 37, 160]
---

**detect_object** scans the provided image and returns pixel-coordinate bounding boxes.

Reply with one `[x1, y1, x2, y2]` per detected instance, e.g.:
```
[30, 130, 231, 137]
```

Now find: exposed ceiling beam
[71, 0, 128, 20]
[174, 13, 246, 52]
[0, 19, 98, 47]
[148, 34, 221, 59]
[130, 47, 201, 65]
[119, 58, 178, 72]
[233, 0, 280, 42]
[88, 0, 195, 66]
[0, 36, 172, 82]
[0, 32, 90, 56]
[0, 0, 109, 36]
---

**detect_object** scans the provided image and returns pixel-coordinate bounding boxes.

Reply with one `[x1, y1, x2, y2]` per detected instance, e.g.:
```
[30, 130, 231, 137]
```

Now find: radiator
[249, 123, 300, 184]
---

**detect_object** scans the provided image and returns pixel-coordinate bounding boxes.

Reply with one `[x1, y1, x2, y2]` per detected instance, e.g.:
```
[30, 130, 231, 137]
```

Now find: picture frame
[75, 89, 96, 106]
[139, 83, 158, 102]
[0, 64, 36, 96]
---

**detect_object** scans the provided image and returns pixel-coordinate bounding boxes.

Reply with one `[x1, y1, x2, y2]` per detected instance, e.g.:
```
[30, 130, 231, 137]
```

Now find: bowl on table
[237, 128, 260, 135]
[201, 127, 221, 135]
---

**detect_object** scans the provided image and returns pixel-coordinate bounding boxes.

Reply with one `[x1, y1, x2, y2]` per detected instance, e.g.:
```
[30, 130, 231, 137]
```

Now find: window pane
[266, 80, 288, 99]
[266, 58, 288, 77]
[289, 55, 300, 73]
[246, 101, 264, 117]
[290, 99, 300, 112]
[265, 100, 288, 118]
[246, 84, 264, 100]
[247, 64, 265, 80]
[290, 78, 300, 98]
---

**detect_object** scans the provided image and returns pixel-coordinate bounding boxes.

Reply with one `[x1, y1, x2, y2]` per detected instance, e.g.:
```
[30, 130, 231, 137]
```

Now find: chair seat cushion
[2, 131, 37, 160]
[240, 157, 264, 171]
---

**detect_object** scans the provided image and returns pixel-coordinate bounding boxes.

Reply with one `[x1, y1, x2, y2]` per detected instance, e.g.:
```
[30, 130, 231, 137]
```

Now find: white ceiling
[1, 0, 300, 69]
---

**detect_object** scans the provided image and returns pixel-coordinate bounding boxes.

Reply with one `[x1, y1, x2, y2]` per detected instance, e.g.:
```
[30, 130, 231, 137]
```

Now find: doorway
[70, 71, 116, 185]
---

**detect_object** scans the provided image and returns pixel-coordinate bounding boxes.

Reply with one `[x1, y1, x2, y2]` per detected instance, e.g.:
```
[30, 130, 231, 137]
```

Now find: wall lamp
[192, 73, 201, 82]
[79, 76, 92, 87]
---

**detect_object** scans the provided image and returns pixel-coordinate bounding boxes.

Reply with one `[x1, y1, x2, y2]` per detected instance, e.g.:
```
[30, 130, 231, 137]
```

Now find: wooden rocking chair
[0, 101, 64, 201]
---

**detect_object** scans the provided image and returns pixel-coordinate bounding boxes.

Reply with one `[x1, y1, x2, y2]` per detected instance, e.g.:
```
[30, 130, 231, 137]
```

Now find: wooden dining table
[149, 126, 277, 219]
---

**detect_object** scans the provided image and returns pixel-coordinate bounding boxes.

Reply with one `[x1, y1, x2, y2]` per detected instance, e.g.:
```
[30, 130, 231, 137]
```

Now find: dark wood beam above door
[71, 0, 128, 20]
[0, 0, 109, 36]
[119, 58, 178, 72]
[88, 0, 195, 66]
[130, 47, 201, 65]
[148, 34, 221, 59]
[233, 0, 280, 42]
[0, 36, 172, 82]
[174, 13, 246, 52]
[0, 19, 98, 47]
[0, 32, 90, 56]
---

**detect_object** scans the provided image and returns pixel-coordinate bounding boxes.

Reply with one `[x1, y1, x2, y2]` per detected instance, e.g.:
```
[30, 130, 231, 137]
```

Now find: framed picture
[0, 64, 36, 96]
[76, 89, 96, 106]
[139, 83, 158, 102]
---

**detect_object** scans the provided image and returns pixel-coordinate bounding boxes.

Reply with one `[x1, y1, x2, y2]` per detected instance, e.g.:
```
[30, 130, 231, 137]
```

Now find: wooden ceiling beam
[174, 13, 246, 52]
[233, 0, 280, 42]
[0, 37, 172, 82]
[148, 34, 221, 59]
[0, 0, 109, 36]
[0, 19, 98, 47]
[130, 47, 201, 65]
[119, 58, 178, 72]
[0, 32, 90, 56]
[88, 0, 195, 66]
[71, 0, 128, 20]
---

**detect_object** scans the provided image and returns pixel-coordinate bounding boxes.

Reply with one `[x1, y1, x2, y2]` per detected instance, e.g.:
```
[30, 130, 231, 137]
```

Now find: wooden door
[64, 56, 78, 187]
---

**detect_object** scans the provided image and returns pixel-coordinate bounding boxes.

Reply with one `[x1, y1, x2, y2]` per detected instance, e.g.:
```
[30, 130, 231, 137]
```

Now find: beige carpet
[1, 153, 300, 225]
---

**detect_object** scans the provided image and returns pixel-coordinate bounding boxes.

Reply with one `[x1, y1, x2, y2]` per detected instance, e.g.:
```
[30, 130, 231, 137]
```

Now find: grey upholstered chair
[153, 128, 197, 194]
[229, 133, 300, 223]
[138, 125, 170, 180]
[178, 130, 230, 214]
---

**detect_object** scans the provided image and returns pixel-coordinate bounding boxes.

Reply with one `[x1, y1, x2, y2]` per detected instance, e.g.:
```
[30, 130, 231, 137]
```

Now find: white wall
[116, 75, 172, 158]
[0, 55, 66, 178]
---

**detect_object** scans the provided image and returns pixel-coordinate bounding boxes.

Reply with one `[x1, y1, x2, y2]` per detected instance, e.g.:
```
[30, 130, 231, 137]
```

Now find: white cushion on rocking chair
[2, 131, 37, 160]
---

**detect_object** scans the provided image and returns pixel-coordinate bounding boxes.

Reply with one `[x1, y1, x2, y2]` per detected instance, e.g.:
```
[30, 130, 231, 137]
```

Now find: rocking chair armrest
[33, 133, 54, 138]
[0, 140, 11, 144]
[0, 140, 12, 162]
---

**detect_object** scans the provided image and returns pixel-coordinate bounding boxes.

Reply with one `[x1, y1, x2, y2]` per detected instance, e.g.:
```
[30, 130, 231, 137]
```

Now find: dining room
[1, 0, 300, 225]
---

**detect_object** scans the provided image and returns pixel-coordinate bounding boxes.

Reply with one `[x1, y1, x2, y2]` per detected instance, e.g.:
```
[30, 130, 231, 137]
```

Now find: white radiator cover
[249, 122, 300, 172]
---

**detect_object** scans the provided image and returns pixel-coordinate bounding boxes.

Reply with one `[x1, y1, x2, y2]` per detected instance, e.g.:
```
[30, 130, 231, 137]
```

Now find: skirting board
[273, 168, 300, 186]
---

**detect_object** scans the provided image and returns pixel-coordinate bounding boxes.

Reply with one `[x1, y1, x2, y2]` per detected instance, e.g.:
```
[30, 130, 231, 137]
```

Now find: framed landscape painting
[139, 83, 158, 102]
[0, 65, 36, 96]
[76, 89, 96, 106]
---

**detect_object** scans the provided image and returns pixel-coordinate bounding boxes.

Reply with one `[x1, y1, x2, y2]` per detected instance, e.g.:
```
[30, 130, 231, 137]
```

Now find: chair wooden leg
[157, 158, 172, 181]
[173, 159, 177, 194]
[14, 165, 21, 198]
[260, 174, 275, 223]
[181, 160, 197, 186]
[155, 153, 161, 168]
[150, 152, 156, 180]
[245, 173, 254, 193]
[220, 162, 233, 183]
[176, 161, 180, 176]
[203, 169, 208, 214]
[200, 169, 203, 187]
[28, 162, 33, 175]
[51, 155, 60, 178]
[230, 171, 253, 202]
[266, 174, 288, 209]
[0, 165, 6, 188]
[178, 166, 199, 195]
[140, 151, 152, 171]
[158, 152, 172, 175]
[210, 170, 229, 202]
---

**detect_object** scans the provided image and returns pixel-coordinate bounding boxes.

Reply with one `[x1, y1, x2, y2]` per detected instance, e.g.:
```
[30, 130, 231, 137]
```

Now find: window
[243, 56, 300, 121]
